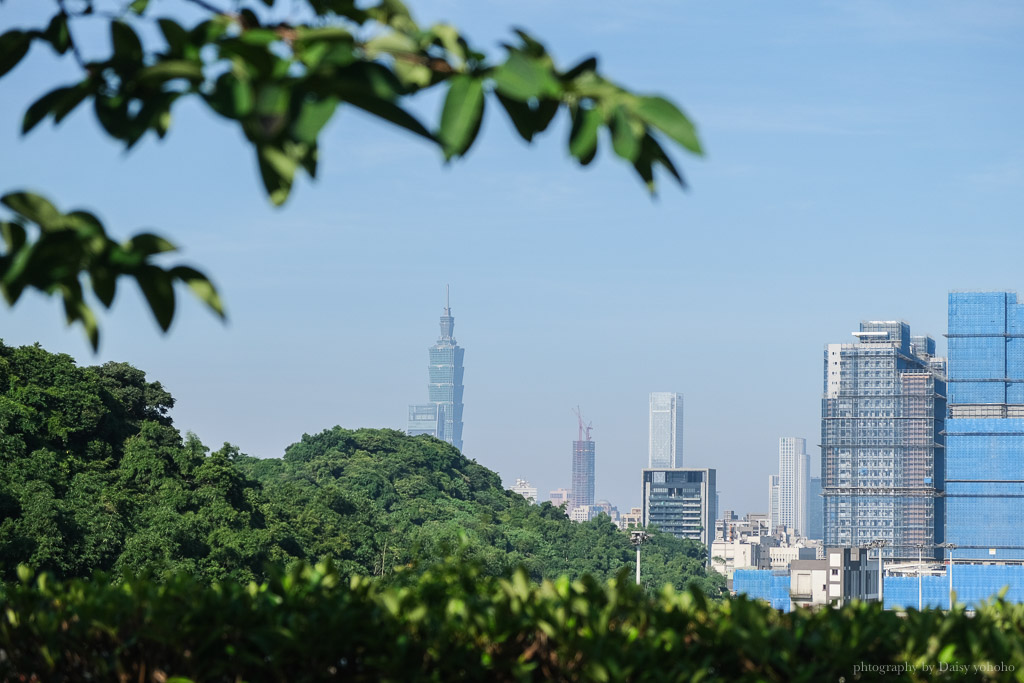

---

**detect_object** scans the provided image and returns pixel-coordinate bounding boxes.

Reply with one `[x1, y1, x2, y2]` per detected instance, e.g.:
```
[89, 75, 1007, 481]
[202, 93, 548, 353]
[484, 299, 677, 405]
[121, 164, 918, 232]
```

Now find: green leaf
[291, 96, 338, 144]
[610, 106, 641, 163]
[111, 21, 144, 64]
[42, 12, 71, 55]
[496, 92, 536, 142]
[136, 265, 176, 331]
[137, 60, 204, 85]
[1, 192, 63, 230]
[0, 221, 27, 253]
[0, 30, 31, 78]
[170, 266, 226, 319]
[634, 96, 702, 154]
[125, 233, 176, 256]
[569, 107, 601, 165]
[23, 86, 76, 134]
[492, 52, 560, 101]
[90, 266, 116, 308]
[257, 144, 298, 205]
[562, 56, 597, 82]
[206, 73, 254, 120]
[344, 94, 433, 141]
[158, 19, 188, 57]
[130, 0, 150, 14]
[439, 75, 484, 158]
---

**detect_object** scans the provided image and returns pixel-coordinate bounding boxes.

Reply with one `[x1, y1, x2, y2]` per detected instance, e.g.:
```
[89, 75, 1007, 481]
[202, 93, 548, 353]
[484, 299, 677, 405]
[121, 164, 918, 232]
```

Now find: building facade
[821, 321, 946, 560]
[510, 478, 538, 504]
[946, 292, 1024, 561]
[407, 294, 465, 451]
[641, 468, 717, 551]
[649, 392, 683, 468]
[778, 437, 810, 536]
[808, 476, 823, 541]
[570, 439, 595, 517]
[768, 474, 780, 531]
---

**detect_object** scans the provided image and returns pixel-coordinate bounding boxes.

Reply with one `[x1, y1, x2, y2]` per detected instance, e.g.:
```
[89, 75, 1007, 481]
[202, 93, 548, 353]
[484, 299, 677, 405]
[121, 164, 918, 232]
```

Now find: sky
[2, 0, 1023, 516]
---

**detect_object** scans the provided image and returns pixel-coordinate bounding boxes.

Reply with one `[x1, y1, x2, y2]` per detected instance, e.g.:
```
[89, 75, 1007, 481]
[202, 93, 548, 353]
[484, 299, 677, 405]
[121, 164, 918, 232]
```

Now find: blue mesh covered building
[946, 292, 1024, 561]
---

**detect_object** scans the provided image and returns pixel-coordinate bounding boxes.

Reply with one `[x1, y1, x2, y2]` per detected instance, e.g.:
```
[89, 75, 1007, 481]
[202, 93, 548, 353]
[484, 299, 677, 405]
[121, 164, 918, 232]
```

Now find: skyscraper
[649, 392, 683, 468]
[821, 321, 946, 560]
[407, 289, 465, 451]
[946, 292, 1024, 561]
[570, 408, 595, 519]
[778, 437, 810, 536]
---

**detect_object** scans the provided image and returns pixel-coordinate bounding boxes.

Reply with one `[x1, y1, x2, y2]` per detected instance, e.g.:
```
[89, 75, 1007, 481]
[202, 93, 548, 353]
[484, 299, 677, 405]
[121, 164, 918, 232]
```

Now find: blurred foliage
[0, 338, 722, 596]
[4, 559, 1024, 682]
[0, 0, 702, 345]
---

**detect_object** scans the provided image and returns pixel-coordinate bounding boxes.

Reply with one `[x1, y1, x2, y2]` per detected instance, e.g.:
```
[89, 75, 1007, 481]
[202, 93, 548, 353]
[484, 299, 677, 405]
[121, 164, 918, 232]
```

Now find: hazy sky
[2, 1, 1023, 516]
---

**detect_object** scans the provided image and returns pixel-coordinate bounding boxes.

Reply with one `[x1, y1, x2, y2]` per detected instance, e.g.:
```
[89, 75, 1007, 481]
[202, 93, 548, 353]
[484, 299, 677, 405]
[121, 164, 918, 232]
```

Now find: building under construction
[821, 321, 946, 561]
[570, 408, 595, 520]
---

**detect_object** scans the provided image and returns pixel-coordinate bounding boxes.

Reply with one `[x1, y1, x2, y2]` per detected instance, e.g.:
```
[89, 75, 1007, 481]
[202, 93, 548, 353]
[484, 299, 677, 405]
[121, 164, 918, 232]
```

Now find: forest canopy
[0, 339, 723, 595]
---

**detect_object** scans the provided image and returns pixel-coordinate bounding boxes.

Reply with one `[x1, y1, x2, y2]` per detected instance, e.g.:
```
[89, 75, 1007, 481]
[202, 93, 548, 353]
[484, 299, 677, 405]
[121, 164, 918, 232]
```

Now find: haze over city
[2, 0, 1022, 517]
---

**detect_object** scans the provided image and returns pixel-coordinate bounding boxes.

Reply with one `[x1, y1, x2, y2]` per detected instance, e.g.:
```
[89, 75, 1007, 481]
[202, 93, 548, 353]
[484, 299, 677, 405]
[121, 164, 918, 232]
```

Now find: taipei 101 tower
[407, 287, 465, 451]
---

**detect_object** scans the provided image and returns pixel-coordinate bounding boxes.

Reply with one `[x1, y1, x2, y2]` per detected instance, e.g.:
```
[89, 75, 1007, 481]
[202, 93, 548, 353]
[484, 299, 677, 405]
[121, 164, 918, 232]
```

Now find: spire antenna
[446, 283, 450, 311]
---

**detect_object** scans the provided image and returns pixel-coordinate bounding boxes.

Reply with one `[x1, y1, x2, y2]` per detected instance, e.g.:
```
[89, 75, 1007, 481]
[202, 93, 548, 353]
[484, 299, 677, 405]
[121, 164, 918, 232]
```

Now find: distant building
[649, 392, 683, 467]
[822, 321, 945, 560]
[946, 292, 1024, 561]
[592, 500, 620, 524]
[641, 468, 716, 552]
[570, 410, 595, 515]
[549, 488, 571, 508]
[767, 475, 780, 531]
[407, 289, 465, 451]
[733, 547, 879, 612]
[618, 507, 643, 529]
[778, 437, 809, 536]
[569, 505, 592, 523]
[510, 478, 537, 504]
[808, 477, 823, 541]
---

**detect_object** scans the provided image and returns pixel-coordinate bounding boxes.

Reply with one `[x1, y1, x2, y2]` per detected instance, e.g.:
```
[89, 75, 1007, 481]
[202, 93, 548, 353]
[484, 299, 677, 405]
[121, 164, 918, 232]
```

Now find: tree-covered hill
[0, 340, 722, 595]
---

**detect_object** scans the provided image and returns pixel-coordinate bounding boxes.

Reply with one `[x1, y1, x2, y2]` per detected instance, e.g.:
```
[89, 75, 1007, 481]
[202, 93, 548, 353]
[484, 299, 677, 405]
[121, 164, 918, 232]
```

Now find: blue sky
[2, 0, 1023, 516]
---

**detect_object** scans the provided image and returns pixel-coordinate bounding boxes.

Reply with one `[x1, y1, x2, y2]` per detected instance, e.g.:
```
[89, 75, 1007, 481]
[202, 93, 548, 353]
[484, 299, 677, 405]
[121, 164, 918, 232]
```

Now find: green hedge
[3, 561, 1024, 682]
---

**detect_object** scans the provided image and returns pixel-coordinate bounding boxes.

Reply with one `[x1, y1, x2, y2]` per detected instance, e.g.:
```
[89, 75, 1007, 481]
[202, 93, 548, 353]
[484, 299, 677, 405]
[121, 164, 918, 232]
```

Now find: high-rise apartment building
[407, 291, 465, 451]
[778, 437, 810, 536]
[571, 437, 595, 518]
[649, 392, 683, 468]
[821, 321, 946, 560]
[946, 292, 1024, 561]
[642, 468, 717, 553]
[768, 475, 780, 531]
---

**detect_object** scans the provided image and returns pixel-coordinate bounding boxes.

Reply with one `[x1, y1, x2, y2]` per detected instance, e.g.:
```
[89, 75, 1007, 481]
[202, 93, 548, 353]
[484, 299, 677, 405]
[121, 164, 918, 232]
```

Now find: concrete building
[734, 547, 880, 612]
[649, 392, 683, 467]
[808, 476, 823, 541]
[822, 321, 946, 560]
[768, 475, 780, 532]
[569, 505, 592, 523]
[618, 507, 643, 529]
[548, 488, 571, 509]
[642, 468, 716, 552]
[510, 478, 537, 503]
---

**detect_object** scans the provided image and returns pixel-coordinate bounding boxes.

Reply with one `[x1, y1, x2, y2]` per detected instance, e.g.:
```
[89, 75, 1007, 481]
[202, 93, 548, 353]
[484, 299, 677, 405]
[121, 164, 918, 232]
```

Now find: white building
[768, 475, 780, 531]
[778, 437, 810, 536]
[649, 392, 683, 468]
[548, 488, 571, 508]
[510, 478, 537, 503]
[569, 505, 592, 522]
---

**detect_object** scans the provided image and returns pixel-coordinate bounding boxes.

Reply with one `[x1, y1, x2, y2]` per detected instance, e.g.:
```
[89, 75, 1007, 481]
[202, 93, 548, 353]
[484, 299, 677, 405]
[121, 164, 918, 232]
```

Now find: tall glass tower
[407, 291, 465, 451]
[821, 321, 946, 560]
[946, 292, 1024, 561]
[778, 437, 810, 536]
[649, 392, 683, 468]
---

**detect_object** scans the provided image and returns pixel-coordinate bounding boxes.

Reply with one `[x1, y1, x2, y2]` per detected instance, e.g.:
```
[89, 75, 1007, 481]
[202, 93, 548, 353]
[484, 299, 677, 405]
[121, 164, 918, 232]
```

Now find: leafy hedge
[3, 562, 1024, 682]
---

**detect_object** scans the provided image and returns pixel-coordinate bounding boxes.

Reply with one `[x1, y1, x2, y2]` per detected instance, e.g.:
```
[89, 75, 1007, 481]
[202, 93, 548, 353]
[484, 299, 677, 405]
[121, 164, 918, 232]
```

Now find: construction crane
[573, 406, 593, 442]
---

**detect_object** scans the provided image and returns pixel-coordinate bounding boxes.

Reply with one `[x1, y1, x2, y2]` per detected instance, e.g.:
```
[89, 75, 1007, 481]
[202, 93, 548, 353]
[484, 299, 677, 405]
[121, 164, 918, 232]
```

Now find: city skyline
[2, 2, 1022, 518]
[777, 437, 809, 537]
[407, 292, 465, 451]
